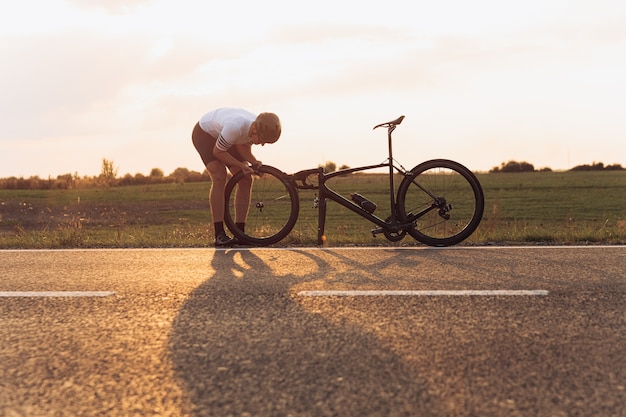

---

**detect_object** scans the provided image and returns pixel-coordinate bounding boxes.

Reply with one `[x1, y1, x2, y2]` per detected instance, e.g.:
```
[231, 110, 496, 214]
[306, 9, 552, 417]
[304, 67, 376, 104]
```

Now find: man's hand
[241, 163, 254, 176]
[251, 161, 262, 170]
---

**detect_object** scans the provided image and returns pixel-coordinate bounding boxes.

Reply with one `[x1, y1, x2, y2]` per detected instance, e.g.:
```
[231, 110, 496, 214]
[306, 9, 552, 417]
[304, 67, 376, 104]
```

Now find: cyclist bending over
[192, 108, 282, 246]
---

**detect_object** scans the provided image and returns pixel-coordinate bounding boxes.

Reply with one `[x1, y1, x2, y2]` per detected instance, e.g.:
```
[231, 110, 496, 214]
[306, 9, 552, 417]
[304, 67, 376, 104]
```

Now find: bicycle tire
[224, 165, 299, 246]
[397, 159, 484, 246]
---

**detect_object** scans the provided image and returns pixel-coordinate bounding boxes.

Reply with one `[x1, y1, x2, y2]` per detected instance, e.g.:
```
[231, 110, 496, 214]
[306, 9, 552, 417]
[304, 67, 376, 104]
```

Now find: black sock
[214, 221, 225, 237]
[236, 222, 245, 233]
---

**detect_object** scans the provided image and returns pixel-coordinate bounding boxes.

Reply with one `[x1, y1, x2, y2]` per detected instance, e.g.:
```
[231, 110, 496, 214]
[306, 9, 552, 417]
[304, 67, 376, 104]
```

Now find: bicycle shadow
[168, 248, 442, 416]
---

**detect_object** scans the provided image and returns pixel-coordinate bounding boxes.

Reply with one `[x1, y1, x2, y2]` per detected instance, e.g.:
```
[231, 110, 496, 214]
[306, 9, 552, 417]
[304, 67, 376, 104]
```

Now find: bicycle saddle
[373, 115, 405, 130]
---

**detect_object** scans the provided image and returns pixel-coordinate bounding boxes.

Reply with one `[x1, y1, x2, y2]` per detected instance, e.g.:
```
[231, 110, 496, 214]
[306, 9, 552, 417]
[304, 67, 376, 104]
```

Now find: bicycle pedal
[371, 227, 383, 236]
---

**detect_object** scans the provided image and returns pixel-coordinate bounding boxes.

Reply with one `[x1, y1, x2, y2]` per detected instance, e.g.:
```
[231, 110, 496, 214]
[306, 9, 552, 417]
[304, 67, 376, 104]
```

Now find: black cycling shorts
[192, 122, 244, 167]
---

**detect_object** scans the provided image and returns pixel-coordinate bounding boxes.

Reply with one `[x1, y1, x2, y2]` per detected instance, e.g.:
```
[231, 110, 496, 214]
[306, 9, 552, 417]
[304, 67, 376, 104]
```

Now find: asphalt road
[1, 246, 624, 417]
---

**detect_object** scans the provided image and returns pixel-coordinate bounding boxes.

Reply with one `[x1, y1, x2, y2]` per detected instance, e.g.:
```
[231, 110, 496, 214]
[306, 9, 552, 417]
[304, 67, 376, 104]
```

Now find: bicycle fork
[290, 167, 329, 245]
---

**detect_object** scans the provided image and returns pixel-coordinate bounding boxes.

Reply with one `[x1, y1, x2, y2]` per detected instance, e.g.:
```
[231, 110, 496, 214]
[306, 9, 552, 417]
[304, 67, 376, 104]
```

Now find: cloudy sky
[1, 0, 625, 178]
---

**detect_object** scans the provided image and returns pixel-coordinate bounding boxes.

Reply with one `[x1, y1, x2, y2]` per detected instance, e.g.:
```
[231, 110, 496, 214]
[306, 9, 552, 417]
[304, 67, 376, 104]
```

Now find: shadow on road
[168, 248, 440, 416]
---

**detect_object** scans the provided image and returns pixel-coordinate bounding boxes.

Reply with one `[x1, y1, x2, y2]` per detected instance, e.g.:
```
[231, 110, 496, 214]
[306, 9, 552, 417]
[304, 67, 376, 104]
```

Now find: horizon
[2, 0, 625, 178]
[1, 158, 622, 181]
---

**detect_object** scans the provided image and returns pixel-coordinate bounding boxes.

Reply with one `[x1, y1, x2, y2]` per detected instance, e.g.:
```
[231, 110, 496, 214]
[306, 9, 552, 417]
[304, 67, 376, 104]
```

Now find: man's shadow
[168, 248, 441, 416]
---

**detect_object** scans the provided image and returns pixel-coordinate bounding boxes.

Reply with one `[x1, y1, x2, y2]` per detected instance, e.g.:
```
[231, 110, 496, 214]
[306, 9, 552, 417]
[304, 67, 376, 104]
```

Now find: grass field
[0, 170, 624, 248]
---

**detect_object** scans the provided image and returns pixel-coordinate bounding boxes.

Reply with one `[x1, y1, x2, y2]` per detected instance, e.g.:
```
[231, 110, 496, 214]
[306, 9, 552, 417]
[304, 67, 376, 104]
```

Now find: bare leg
[207, 161, 228, 222]
[234, 174, 253, 223]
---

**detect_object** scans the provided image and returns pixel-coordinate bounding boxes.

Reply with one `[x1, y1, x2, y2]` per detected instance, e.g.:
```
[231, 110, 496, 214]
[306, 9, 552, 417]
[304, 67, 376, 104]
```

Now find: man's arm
[234, 144, 261, 168]
[213, 146, 254, 174]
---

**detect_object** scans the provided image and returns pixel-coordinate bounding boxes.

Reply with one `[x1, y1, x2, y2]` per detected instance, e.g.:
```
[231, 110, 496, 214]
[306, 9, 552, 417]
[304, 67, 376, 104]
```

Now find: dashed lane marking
[0, 291, 115, 297]
[297, 290, 549, 297]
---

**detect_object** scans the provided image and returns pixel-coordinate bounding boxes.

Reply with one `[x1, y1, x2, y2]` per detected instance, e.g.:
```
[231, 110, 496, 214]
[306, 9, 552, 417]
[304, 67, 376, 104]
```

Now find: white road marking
[298, 290, 549, 297]
[0, 291, 115, 297]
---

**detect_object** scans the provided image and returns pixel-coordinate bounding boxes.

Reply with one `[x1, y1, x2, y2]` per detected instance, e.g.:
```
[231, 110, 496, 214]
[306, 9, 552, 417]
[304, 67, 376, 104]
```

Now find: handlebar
[289, 168, 322, 190]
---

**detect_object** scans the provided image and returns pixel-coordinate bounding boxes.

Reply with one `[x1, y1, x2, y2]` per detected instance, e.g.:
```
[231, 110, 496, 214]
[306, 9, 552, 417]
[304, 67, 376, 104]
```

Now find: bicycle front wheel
[224, 165, 299, 246]
[397, 159, 484, 246]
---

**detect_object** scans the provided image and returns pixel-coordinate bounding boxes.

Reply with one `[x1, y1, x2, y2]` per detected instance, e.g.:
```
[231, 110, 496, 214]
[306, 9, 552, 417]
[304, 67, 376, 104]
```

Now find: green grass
[475, 171, 626, 244]
[0, 171, 625, 248]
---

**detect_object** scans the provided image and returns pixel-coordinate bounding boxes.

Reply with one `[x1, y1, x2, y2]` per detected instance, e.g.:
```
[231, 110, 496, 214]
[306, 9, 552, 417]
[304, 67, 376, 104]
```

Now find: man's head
[255, 112, 281, 144]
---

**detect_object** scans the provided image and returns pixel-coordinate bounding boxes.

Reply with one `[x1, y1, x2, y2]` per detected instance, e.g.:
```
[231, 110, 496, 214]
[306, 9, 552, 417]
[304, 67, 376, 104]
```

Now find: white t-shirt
[198, 108, 255, 151]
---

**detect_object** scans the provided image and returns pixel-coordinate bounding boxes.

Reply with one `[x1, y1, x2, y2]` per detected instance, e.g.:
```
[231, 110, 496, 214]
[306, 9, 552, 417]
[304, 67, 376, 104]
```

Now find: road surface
[1, 246, 625, 416]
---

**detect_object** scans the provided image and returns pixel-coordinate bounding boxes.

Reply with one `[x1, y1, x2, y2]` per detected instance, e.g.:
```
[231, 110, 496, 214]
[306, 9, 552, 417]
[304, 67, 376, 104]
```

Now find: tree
[320, 161, 337, 173]
[490, 160, 535, 173]
[100, 158, 118, 186]
[171, 167, 191, 184]
[570, 162, 624, 171]
[150, 168, 164, 178]
[56, 173, 75, 189]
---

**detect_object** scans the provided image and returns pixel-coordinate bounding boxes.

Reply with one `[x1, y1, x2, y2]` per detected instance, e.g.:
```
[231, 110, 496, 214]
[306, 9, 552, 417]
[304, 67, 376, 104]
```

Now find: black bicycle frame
[290, 121, 418, 245]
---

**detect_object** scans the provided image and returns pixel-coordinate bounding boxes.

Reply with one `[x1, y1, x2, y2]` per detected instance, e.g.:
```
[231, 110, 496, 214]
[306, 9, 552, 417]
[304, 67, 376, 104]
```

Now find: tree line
[0, 159, 209, 190]
[0, 158, 623, 190]
[490, 160, 624, 173]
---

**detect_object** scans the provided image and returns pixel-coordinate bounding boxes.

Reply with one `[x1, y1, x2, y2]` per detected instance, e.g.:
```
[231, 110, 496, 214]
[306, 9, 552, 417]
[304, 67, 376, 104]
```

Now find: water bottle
[350, 193, 377, 213]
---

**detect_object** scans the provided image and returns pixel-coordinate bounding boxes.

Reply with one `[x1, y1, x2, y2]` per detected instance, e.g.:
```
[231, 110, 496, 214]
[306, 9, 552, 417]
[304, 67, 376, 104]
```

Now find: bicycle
[224, 115, 484, 247]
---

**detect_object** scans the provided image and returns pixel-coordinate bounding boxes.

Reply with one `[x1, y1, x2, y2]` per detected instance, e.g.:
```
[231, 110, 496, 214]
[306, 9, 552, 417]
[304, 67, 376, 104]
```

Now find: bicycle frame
[289, 116, 418, 245]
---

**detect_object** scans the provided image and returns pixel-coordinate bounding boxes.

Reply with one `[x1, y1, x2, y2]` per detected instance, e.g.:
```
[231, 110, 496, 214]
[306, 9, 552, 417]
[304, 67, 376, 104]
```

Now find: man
[192, 108, 282, 246]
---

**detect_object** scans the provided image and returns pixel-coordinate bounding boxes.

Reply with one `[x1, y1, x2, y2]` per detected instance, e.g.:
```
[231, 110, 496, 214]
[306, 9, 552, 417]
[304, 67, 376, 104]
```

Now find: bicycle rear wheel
[224, 165, 299, 246]
[397, 159, 484, 246]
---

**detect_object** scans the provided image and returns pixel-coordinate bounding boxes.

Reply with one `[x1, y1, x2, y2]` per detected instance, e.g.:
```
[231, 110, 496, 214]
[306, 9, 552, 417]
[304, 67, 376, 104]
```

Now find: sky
[1, 0, 625, 178]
